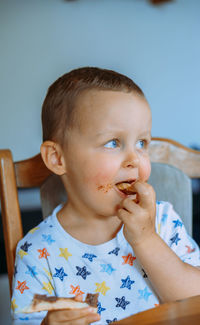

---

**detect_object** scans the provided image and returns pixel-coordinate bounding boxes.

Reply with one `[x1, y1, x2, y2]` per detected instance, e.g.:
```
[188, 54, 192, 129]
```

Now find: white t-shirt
[11, 201, 200, 324]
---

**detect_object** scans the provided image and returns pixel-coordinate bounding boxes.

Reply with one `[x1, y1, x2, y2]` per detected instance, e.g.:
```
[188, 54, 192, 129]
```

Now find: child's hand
[41, 307, 100, 324]
[117, 182, 156, 247]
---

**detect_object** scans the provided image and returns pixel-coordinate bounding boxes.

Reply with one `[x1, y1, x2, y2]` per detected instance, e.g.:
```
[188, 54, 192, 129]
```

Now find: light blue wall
[1, 0, 200, 161]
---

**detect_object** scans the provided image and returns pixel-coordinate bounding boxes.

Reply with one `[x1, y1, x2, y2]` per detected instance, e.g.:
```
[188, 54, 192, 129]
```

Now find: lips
[116, 180, 137, 195]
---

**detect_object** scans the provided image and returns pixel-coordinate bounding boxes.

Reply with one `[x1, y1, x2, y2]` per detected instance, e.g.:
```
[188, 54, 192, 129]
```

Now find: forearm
[132, 233, 200, 303]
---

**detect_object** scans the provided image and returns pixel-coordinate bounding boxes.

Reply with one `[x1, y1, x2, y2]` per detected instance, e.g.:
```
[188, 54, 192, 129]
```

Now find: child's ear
[40, 141, 66, 175]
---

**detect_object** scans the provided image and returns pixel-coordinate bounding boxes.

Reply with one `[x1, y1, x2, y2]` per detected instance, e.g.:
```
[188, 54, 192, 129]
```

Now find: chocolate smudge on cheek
[97, 184, 112, 193]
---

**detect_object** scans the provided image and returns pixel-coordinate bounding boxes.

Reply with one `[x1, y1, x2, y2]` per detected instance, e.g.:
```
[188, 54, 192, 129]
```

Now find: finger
[80, 313, 101, 324]
[128, 194, 137, 202]
[74, 294, 83, 302]
[117, 207, 136, 223]
[47, 307, 96, 322]
[133, 182, 156, 209]
[121, 196, 141, 214]
[62, 312, 100, 325]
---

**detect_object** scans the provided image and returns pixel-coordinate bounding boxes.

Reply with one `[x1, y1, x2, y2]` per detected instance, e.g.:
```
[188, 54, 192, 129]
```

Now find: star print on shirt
[122, 253, 136, 266]
[59, 248, 72, 261]
[42, 234, 55, 245]
[20, 241, 32, 252]
[14, 265, 18, 277]
[43, 267, 53, 280]
[173, 219, 183, 228]
[53, 267, 68, 281]
[11, 299, 18, 311]
[100, 264, 116, 275]
[95, 281, 110, 296]
[29, 227, 39, 234]
[120, 275, 135, 290]
[161, 213, 168, 225]
[97, 302, 106, 314]
[18, 249, 28, 259]
[82, 253, 97, 262]
[138, 287, 152, 301]
[25, 265, 38, 278]
[38, 248, 50, 259]
[108, 247, 120, 256]
[69, 285, 84, 299]
[115, 296, 130, 310]
[185, 245, 196, 253]
[106, 318, 117, 324]
[76, 266, 91, 280]
[16, 280, 29, 294]
[42, 281, 54, 295]
[142, 268, 148, 278]
[170, 233, 181, 246]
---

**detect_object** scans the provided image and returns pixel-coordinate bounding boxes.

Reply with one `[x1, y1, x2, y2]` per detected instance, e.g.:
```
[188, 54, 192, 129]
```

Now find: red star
[38, 248, 50, 259]
[16, 280, 29, 294]
[122, 253, 136, 266]
[69, 285, 84, 300]
[185, 245, 195, 253]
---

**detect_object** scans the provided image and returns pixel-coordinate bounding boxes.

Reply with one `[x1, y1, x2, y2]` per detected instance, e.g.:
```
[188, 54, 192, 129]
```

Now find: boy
[12, 67, 200, 324]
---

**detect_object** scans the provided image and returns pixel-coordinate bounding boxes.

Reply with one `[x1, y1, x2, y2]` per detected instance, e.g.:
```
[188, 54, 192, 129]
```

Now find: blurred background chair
[1, 137, 200, 296]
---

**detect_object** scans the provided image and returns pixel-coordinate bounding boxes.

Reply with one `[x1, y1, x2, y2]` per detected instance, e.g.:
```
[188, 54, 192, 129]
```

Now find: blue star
[161, 213, 168, 225]
[108, 247, 120, 256]
[106, 318, 117, 323]
[76, 266, 91, 280]
[115, 296, 130, 310]
[170, 233, 181, 245]
[173, 219, 183, 228]
[138, 287, 152, 301]
[20, 241, 32, 252]
[120, 275, 135, 290]
[82, 253, 97, 262]
[42, 234, 55, 245]
[100, 264, 116, 275]
[25, 265, 38, 278]
[53, 267, 67, 281]
[97, 302, 106, 314]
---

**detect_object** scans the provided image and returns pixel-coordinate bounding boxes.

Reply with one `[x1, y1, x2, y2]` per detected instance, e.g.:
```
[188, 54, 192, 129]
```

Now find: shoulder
[16, 205, 62, 255]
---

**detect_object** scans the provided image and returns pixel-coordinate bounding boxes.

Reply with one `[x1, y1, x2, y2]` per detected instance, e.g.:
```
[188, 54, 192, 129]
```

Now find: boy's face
[62, 90, 152, 218]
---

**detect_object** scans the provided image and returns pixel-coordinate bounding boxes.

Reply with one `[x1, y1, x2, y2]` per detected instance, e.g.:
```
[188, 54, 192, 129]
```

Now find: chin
[101, 208, 119, 218]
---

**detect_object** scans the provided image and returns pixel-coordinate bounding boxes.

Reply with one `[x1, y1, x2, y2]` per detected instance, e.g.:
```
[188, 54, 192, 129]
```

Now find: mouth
[115, 180, 137, 195]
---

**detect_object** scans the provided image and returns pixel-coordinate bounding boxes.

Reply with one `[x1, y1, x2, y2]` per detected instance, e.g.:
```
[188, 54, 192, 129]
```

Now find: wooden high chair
[1, 137, 200, 296]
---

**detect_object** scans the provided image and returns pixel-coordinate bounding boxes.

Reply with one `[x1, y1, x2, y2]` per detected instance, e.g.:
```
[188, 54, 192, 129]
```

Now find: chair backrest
[149, 162, 192, 236]
[0, 137, 200, 294]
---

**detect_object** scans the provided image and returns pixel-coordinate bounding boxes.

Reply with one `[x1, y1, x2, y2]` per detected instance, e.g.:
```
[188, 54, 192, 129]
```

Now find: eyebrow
[95, 130, 152, 138]
[139, 131, 152, 138]
[95, 130, 120, 137]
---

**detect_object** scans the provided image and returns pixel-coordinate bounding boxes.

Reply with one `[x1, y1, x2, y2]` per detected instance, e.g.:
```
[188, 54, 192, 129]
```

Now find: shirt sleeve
[155, 201, 200, 267]
[11, 229, 55, 324]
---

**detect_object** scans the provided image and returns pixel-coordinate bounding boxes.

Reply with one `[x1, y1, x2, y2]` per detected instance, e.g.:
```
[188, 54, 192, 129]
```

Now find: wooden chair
[1, 137, 200, 296]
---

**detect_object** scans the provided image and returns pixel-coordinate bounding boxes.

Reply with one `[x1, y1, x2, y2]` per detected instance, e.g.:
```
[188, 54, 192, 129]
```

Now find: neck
[57, 202, 122, 245]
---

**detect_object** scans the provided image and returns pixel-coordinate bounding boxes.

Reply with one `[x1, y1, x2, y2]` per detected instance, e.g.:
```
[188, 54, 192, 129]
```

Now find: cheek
[139, 156, 151, 182]
[89, 158, 119, 188]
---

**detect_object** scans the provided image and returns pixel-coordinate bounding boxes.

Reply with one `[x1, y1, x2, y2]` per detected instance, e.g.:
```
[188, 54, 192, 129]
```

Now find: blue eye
[136, 140, 145, 149]
[104, 139, 118, 148]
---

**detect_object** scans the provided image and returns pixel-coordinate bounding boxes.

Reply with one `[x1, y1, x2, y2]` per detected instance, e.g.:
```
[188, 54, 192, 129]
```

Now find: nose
[122, 150, 140, 168]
